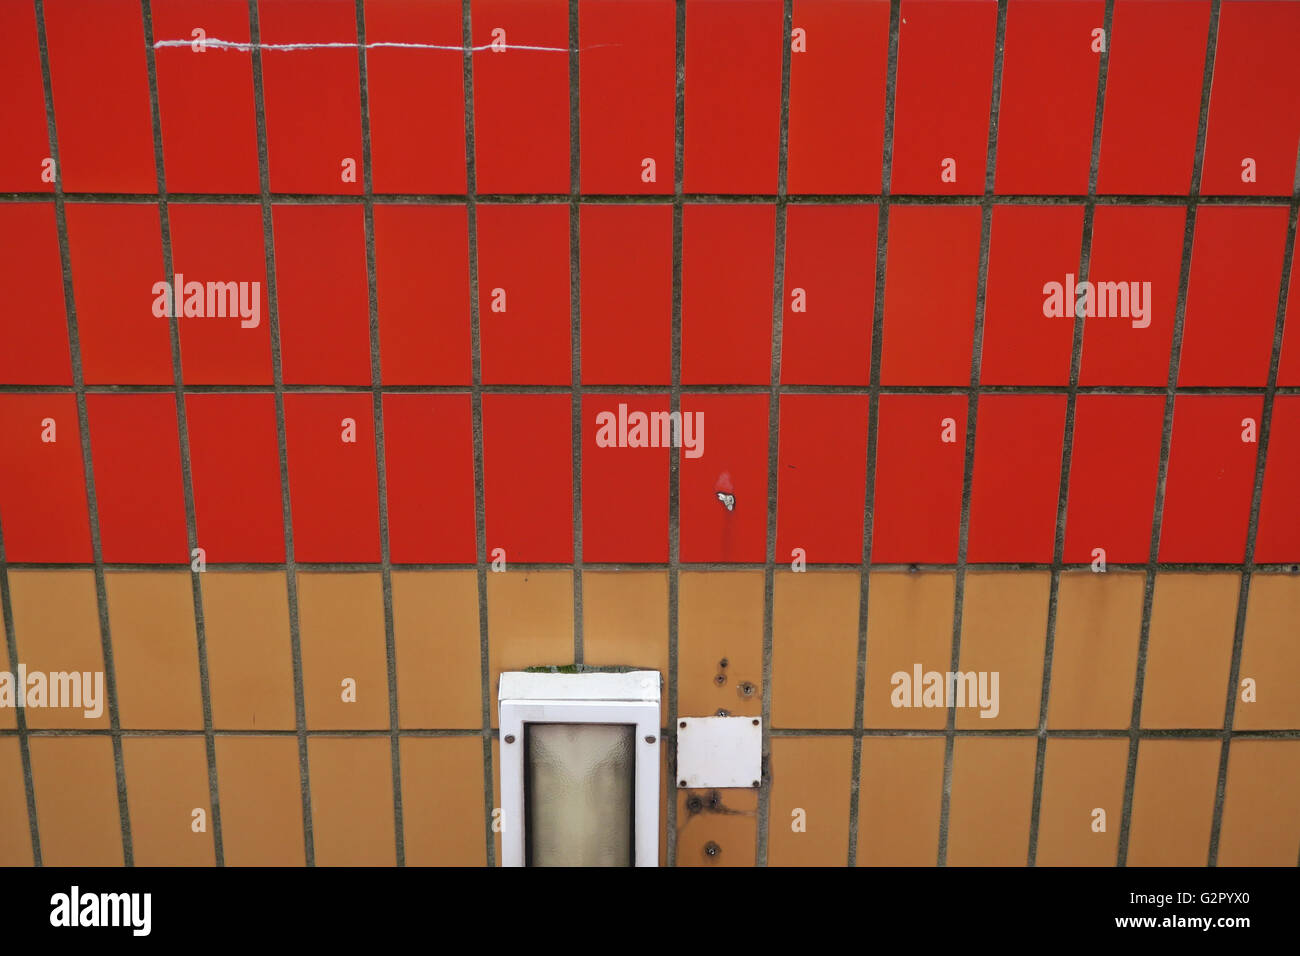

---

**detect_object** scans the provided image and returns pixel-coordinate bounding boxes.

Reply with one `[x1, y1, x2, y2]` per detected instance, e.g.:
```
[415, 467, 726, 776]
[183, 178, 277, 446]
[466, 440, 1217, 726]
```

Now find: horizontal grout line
[2, 562, 1297, 573]
[4, 727, 1297, 738]
[1, 384, 1295, 395]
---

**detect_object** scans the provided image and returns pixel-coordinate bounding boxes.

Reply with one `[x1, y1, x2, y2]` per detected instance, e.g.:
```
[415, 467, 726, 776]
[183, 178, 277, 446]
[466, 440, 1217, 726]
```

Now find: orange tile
[1141, 573, 1238, 728]
[106, 572, 202, 729]
[122, 736, 214, 866]
[215, 735, 305, 866]
[1048, 571, 1144, 729]
[308, 737, 396, 866]
[772, 572, 859, 729]
[487, 571, 573, 726]
[491, 735, 501, 865]
[392, 571, 481, 729]
[1127, 739, 1220, 866]
[583, 571, 669, 724]
[768, 736, 852, 865]
[7, 570, 107, 730]
[857, 736, 945, 865]
[676, 787, 758, 867]
[678, 571, 763, 718]
[955, 572, 1049, 729]
[1035, 738, 1128, 866]
[0, 592, 12, 730]
[202, 572, 296, 731]
[298, 572, 390, 730]
[400, 736, 487, 866]
[1217, 740, 1300, 866]
[1235, 575, 1300, 730]
[863, 573, 954, 729]
[28, 736, 122, 866]
[0, 738, 33, 865]
[947, 736, 1037, 866]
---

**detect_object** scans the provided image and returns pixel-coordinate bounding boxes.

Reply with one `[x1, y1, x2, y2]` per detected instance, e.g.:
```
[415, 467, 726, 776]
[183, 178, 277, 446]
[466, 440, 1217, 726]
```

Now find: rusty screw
[503, 734, 516, 744]
[738, 681, 756, 698]
[704, 841, 721, 858]
[719, 658, 729, 669]
[752, 780, 760, 788]
[713, 673, 726, 686]
[644, 735, 656, 744]
[679, 720, 687, 729]
[686, 795, 703, 813]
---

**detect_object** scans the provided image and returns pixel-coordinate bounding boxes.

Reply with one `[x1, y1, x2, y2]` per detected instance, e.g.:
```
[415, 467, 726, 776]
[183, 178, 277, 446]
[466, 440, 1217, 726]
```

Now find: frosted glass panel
[526, 723, 635, 867]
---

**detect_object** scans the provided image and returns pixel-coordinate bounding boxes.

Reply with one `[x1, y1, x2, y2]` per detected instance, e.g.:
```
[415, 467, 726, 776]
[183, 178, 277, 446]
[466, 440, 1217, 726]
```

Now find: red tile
[891, 0, 997, 196]
[365, 0, 466, 194]
[996, 0, 1102, 195]
[579, 0, 674, 195]
[87, 394, 188, 563]
[1078, 205, 1184, 386]
[170, 204, 273, 385]
[0, 0, 53, 191]
[981, 205, 1083, 385]
[684, 0, 783, 193]
[1159, 395, 1262, 563]
[1202, 1, 1300, 196]
[375, 205, 471, 385]
[43, 0, 156, 192]
[1255, 396, 1300, 563]
[679, 393, 768, 562]
[775, 395, 869, 564]
[880, 205, 980, 385]
[154, 0, 259, 192]
[0, 205, 70, 385]
[871, 394, 966, 563]
[1278, 247, 1300, 387]
[258, 0, 363, 194]
[383, 394, 476, 564]
[787, 0, 889, 194]
[477, 204, 570, 385]
[66, 204, 171, 386]
[1064, 395, 1164, 564]
[582, 394, 670, 562]
[471, 0, 569, 193]
[284, 393, 381, 562]
[682, 205, 775, 385]
[967, 394, 1067, 562]
[185, 393, 284, 563]
[0, 395, 91, 562]
[482, 394, 572, 562]
[1179, 206, 1289, 387]
[272, 205, 370, 385]
[579, 204, 672, 385]
[781, 205, 877, 386]
[1096, 0, 1210, 195]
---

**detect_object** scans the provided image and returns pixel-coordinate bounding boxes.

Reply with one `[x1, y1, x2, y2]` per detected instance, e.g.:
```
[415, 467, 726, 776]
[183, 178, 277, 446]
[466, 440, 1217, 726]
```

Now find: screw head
[704, 841, 721, 858]
[752, 780, 760, 788]
[503, 734, 516, 744]
[751, 718, 759, 726]
[719, 658, 729, 669]
[644, 735, 656, 744]
[713, 673, 726, 686]
[679, 720, 687, 729]
[679, 779, 687, 788]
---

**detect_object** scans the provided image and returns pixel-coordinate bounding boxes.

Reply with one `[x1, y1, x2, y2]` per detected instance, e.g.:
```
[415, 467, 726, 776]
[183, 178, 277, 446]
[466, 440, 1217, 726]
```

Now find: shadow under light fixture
[498, 670, 661, 867]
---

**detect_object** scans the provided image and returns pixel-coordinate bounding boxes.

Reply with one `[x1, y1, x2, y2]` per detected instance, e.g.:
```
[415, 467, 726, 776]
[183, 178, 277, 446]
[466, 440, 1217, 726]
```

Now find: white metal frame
[498, 671, 661, 867]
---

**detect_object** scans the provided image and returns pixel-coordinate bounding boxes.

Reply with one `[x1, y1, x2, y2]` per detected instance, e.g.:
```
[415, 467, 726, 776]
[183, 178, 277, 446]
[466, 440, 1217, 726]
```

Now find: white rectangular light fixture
[498, 670, 661, 867]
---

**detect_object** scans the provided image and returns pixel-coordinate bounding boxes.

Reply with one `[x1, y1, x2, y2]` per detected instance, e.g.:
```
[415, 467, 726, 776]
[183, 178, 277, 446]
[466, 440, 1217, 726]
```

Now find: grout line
[665, 0, 686, 869]
[353, 0, 405, 868]
[1116, 0, 1221, 868]
[1026, 0, 1114, 868]
[848, 0, 901, 869]
[0, 522, 41, 864]
[246, 0, 314, 867]
[570, 0, 583, 668]
[31, 0, 134, 868]
[139, 0, 224, 866]
[937, 0, 1007, 868]
[1207, 186, 1300, 866]
[461, 0, 495, 870]
[755, 0, 793, 869]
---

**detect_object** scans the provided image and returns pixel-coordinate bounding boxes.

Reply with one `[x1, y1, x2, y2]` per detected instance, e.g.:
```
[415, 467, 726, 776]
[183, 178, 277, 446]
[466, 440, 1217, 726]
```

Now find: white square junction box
[675, 715, 762, 789]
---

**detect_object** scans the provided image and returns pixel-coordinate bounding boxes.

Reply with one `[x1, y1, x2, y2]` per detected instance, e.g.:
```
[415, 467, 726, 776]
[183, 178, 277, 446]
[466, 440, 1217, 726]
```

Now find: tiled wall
[1, 0, 1298, 867]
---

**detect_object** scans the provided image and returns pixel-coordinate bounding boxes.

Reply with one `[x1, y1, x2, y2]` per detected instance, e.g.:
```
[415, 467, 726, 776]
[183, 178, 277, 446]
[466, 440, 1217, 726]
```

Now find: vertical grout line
[569, 0, 583, 667]
[848, 0, 900, 868]
[139, 0, 224, 866]
[246, 0, 314, 866]
[353, 0, 405, 868]
[1117, 0, 1220, 868]
[31, 0, 134, 867]
[462, 0, 496, 869]
[666, 0, 686, 869]
[756, 0, 792, 869]
[1208, 187, 1300, 866]
[0, 524, 41, 864]
[1026, 0, 1113, 867]
[937, 0, 1006, 868]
